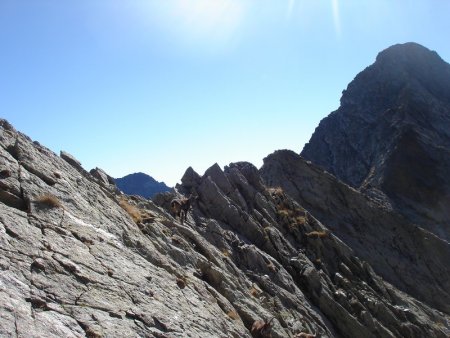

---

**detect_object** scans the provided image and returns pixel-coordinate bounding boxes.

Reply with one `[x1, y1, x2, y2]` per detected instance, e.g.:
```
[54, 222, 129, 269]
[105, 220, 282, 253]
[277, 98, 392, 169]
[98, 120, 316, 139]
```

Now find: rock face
[1, 118, 449, 337]
[260, 150, 450, 314]
[115, 172, 171, 198]
[301, 42, 450, 240]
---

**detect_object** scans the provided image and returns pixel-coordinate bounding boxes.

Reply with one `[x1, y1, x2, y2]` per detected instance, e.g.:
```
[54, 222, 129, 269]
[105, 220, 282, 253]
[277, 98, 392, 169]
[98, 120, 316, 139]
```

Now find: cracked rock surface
[1, 119, 449, 337]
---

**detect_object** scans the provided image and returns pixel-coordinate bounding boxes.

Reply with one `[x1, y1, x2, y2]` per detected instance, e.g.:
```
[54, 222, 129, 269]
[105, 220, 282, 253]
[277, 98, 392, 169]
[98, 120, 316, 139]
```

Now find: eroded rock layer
[1, 119, 449, 337]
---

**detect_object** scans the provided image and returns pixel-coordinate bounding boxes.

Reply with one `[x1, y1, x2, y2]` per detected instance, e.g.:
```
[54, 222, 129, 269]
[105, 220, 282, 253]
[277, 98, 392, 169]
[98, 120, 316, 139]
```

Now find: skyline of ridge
[1, 1, 450, 185]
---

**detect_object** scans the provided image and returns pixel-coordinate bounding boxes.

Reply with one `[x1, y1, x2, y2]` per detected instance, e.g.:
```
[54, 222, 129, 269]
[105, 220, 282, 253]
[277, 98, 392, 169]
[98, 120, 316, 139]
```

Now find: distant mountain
[301, 42, 450, 240]
[115, 172, 171, 198]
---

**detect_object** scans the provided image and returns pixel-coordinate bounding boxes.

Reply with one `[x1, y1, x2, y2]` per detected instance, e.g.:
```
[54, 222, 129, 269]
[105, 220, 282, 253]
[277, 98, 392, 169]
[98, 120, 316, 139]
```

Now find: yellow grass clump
[306, 230, 329, 239]
[227, 310, 240, 320]
[119, 198, 143, 224]
[221, 248, 231, 257]
[295, 216, 307, 225]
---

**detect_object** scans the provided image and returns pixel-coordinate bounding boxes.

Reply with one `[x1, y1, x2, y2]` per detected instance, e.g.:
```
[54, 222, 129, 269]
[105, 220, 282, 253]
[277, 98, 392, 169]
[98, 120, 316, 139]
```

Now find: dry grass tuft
[221, 248, 231, 257]
[35, 193, 62, 209]
[277, 209, 291, 219]
[295, 216, 307, 225]
[227, 310, 240, 320]
[119, 198, 143, 224]
[85, 327, 102, 338]
[268, 186, 284, 195]
[306, 230, 329, 239]
[176, 276, 187, 289]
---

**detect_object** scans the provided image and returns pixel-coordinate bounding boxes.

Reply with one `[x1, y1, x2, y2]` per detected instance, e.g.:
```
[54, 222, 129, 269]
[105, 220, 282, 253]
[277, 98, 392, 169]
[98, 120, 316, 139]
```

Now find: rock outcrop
[1, 118, 449, 337]
[115, 172, 171, 199]
[260, 150, 450, 314]
[301, 42, 450, 240]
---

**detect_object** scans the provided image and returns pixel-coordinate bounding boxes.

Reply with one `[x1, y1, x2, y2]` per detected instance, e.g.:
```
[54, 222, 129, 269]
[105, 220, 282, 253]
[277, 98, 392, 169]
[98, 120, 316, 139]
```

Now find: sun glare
[331, 0, 341, 38]
[170, 0, 245, 48]
[287, 0, 296, 19]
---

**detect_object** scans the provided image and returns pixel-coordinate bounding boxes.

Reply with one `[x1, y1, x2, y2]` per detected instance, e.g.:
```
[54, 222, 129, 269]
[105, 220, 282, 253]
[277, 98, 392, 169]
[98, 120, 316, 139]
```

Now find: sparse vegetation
[287, 215, 307, 231]
[221, 248, 231, 257]
[119, 198, 143, 224]
[306, 230, 329, 239]
[295, 216, 307, 225]
[85, 327, 102, 338]
[227, 310, 240, 320]
[176, 276, 188, 289]
[35, 193, 62, 209]
[276, 202, 309, 234]
[268, 186, 284, 196]
[277, 209, 290, 219]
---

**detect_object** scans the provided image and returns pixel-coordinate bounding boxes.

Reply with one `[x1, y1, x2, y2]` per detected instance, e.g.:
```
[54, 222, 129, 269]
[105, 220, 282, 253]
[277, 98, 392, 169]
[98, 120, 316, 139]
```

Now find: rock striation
[115, 172, 171, 199]
[260, 150, 450, 314]
[1, 118, 449, 337]
[301, 42, 450, 240]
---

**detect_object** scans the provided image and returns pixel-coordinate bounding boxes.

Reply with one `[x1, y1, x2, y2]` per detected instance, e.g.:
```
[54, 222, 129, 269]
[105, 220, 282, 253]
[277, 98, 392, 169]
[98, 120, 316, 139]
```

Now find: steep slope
[115, 172, 171, 198]
[260, 150, 450, 314]
[301, 42, 450, 239]
[1, 119, 449, 337]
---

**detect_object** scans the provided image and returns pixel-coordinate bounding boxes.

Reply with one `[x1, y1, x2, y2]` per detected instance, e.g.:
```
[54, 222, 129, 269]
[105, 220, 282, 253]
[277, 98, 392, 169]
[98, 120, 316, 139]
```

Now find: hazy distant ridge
[115, 172, 171, 198]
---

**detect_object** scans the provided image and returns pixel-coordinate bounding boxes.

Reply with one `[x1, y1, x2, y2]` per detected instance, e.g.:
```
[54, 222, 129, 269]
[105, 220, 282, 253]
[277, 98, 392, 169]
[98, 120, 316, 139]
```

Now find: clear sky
[1, 1, 450, 186]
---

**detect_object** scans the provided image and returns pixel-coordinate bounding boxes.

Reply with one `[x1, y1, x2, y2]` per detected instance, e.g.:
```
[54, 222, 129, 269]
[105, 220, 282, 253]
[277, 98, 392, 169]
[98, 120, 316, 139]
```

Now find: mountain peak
[340, 42, 450, 110]
[115, 172, 171, 198]
[375, 42, 441, 64]
[302, 42, 450, 240]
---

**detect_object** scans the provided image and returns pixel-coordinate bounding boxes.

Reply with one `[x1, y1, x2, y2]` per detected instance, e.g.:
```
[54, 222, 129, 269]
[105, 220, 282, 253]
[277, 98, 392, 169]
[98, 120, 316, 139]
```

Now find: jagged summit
[301, 42, 450, 239]
[376, 42, 441, 62]
[340, 42, 450, 109]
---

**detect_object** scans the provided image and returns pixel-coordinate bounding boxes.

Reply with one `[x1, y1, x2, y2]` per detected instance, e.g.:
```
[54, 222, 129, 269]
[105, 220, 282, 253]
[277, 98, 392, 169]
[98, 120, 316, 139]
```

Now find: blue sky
[1, 1, 450, 186]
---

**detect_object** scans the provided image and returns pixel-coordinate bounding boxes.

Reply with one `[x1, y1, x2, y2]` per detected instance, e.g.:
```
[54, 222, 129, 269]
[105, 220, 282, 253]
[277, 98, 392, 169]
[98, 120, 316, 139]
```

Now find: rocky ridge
[301, 42, 450, 240]
[260, 150, 450, 314]
[115, 172, 171, 199]
[1, 119, 449, 337]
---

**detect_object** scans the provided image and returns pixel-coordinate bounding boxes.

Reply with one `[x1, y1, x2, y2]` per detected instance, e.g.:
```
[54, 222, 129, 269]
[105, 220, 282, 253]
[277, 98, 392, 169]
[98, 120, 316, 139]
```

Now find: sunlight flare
[171, 0, 245, 46]
[287, 0, 296, 19]
[331, 0, 342, 38]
